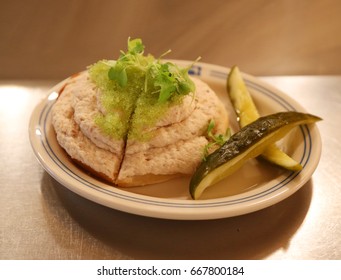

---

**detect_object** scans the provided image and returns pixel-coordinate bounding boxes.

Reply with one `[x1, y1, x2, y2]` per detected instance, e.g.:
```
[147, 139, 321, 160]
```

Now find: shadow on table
[41, 172, 312, 260]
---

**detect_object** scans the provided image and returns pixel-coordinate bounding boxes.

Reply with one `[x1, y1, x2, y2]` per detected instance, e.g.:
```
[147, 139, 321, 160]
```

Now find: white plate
[29, 61, 322, 220]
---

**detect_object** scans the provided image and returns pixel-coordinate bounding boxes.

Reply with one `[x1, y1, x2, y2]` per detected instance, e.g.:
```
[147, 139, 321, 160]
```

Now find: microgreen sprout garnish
[107, 37, 197, 103]
[108, 38, 146, 87]
[203, 119, 231, 160]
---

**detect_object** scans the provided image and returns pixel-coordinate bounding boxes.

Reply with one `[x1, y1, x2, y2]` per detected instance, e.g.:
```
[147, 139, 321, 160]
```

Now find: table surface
[0, 75, 340, 260]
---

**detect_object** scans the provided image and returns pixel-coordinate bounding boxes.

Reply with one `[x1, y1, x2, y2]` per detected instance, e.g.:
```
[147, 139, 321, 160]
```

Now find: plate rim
[29, 60, 322, 220]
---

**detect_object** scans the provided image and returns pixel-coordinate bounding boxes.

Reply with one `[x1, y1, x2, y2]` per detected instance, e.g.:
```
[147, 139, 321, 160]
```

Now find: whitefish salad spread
[51, 38, 229, 187]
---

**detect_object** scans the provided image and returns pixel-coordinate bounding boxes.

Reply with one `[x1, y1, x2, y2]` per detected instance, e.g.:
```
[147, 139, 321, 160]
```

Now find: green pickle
[190, 111, 321, 199]
[227, 66, 303, 171]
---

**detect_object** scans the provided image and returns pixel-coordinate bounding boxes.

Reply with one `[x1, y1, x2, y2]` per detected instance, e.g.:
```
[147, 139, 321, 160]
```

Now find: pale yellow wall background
[1, 0, 340, 79]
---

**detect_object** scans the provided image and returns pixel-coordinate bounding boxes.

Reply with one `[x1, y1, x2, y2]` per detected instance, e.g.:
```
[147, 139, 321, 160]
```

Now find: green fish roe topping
[88, 38, 197, 141]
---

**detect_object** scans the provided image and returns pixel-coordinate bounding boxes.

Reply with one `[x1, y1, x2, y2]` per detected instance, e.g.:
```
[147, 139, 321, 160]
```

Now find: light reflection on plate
[29, 61, 321, 220]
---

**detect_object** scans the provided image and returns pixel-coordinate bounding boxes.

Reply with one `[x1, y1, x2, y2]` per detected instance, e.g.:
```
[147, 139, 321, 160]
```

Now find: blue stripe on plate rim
[38, 68, 312, 208]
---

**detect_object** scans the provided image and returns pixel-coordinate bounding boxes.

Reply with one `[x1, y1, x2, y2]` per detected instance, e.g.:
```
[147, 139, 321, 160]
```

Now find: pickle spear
[227, 66, 302, 171]
[190, 111, 321, 199]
